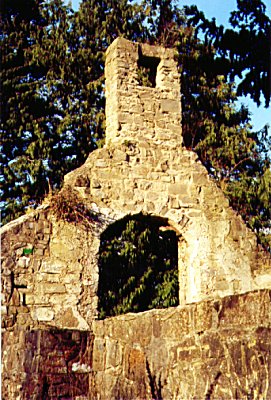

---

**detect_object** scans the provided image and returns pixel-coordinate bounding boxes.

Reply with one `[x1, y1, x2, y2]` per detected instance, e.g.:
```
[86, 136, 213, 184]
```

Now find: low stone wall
[90, 289, 271, 399]
[2, 290, 270, 399]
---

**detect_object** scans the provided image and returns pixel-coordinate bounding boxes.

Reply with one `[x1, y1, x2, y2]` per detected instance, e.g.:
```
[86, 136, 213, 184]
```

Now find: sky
[69, 0, 271, 132]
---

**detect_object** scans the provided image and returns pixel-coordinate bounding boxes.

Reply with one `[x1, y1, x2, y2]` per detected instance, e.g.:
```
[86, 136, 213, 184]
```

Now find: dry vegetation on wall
[49, 189, 180, 319]
[49, 187, 100, 228]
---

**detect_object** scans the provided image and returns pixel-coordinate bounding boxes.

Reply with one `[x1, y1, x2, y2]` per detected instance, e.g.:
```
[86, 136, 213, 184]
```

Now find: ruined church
[1, 38, 271, 399]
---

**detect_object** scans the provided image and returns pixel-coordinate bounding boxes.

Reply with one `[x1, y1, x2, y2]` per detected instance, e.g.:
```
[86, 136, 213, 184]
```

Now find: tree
[185, 0, 271, 107]
[98, 214, 179, 318]
[181, 0, 271, 249]
[1, 0, 270, 250]
[1, 0, 145, 224]
[0, 0, 49, 222]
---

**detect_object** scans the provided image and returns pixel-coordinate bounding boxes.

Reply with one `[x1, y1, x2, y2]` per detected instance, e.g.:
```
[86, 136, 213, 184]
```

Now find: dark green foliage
[97, 214, 179, 318]
[0, 0, 145, 224]
[1, 0, 85, 223]
[184, 0, 271, 107]
[0, 0, 49, 222]
[177, 1, 271, 250]
[1, 0, 270, 250]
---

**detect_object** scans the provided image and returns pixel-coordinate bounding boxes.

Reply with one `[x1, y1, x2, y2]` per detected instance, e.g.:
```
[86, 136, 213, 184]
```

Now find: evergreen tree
[185, 0, 271, 106]
[0, 0, 144, 224]
[1, 0, 49, 222]
[98, 215, 179, 318]
[1, 0, 270, 250]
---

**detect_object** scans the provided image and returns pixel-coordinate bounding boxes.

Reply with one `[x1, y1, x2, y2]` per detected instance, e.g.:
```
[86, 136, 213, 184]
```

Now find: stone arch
[97, 213, 180, 318]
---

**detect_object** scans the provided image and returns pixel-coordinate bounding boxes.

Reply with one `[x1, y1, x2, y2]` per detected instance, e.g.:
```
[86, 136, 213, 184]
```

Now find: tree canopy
[1, 0, 270, 249]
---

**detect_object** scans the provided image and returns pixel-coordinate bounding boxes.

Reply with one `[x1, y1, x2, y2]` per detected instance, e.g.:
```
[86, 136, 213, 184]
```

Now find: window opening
[97, 213, 179, 319]
[137, 47, 160, 88]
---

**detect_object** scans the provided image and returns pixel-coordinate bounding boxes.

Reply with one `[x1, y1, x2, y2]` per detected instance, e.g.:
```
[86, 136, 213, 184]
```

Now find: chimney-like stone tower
[105, 37, 182, 147]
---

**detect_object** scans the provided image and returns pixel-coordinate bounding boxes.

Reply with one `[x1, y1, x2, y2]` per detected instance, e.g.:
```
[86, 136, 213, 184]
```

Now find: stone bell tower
[105, 37, 182, 147]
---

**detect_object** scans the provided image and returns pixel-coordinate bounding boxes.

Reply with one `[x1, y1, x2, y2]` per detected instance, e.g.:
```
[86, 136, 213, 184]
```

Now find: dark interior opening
[137, 47, 160, 88]
[97, 213, 179, 319]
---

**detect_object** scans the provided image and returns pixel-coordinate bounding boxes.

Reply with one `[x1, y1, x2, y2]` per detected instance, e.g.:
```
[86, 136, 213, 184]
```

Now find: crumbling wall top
[105, 37, 182, 147]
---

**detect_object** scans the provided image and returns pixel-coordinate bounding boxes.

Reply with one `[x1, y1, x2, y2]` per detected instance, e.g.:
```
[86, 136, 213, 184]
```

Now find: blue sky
[69, 0, 270, 132]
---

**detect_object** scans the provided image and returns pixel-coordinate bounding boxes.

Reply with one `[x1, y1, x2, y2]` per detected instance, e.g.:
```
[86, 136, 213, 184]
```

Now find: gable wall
[1, 36, 271, 399]
[2, 38, 271, 333]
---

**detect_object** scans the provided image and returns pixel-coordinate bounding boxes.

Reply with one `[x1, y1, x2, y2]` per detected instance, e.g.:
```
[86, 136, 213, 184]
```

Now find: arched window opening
[97, 213, 179, 319]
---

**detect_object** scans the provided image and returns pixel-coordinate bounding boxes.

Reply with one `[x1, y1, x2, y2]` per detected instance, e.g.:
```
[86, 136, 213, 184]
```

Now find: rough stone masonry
[1, 37, 271, 399]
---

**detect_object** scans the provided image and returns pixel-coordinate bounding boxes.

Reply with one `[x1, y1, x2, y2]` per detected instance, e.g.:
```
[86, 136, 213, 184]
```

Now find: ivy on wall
[97, 214, 179, 319]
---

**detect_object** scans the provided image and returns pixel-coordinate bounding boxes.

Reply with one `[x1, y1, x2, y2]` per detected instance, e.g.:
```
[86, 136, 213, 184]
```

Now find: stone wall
[2, 290, 271, 399]
[1, 205, 103, 331]
[89, 289, 271, 400]
[64, 37, 271, 304]
[2, 37, 270, 334]
[1, 37, 271, 399]
[65, 140, 271, 306]
[2, 329, 93, 399]
[105, 38, 182, 147]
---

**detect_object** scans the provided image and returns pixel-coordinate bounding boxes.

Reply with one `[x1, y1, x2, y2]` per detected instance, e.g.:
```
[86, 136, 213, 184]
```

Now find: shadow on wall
[97, 213, 180, 319]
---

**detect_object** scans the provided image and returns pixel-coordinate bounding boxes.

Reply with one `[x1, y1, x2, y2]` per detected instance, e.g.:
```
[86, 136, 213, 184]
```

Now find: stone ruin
[1, 37, 271, 399]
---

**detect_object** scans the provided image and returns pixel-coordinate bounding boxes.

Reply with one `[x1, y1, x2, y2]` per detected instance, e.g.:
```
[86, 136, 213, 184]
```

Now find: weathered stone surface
[1, 37, 271, 399]
[1, 330, 93, 400]
[2, 291, 270, 399]
[89, 290, 271, 400]
[32, 307, 54, 321]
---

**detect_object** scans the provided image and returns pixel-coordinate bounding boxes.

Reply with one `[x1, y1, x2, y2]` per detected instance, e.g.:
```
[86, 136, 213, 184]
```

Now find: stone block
[34, 248, 44, 256]
[1, 306, 7, 315]
[49, 293, 76, 305]
[92, 339, 105, 371]
[37, 272, 61, 283]
[161, 99, 180, 113]
[193, 301, 213, 332]
[2, 257, 15, 270]
[215, 279, 230, 291]
[17, 256, 30, 268]
[43, 283, 66, 294]
[32, 307, 54, 321]
[49, 242, 72, 258]
[57, 307, 80, 328]
[10, 289, 20, 306]
[74, 175, 90, 187]
[145, 191, 162, 202]
[25, 294, 35, 305]
[124, 346, 146, 381]
[40, 260, 64, 274]
[168, 183, 189, 196]
[112, 149, 128, 162]
[105, 339, 122, 369]
[16, 314, 31, 326]
[62, 273, 81, 284]
[35, 221, 44, 233]
[169, 196, 180, 209]
[64, 283, 82, 295]
[118, 112, 133, 124]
